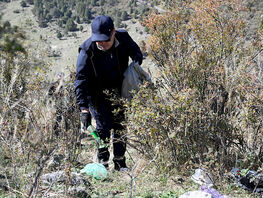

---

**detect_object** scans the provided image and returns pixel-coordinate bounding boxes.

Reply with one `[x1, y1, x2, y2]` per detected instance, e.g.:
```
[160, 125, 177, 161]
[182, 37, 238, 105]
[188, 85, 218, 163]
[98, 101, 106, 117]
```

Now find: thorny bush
[0, 19, 81, 197]
[125, 0, 263, 175]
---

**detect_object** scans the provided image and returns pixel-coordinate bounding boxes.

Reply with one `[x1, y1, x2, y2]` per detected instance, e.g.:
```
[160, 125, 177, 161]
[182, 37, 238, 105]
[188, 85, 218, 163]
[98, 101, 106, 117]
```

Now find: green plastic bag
[80, 163, 108, 180]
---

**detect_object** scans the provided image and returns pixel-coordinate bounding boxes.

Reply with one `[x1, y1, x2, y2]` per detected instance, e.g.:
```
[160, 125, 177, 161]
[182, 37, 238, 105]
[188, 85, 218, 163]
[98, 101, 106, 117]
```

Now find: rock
[73, 186, 91, 198]
[41, 171, 65, 184]
[41, 171, 89, 186]
[46, 154, 64, 170]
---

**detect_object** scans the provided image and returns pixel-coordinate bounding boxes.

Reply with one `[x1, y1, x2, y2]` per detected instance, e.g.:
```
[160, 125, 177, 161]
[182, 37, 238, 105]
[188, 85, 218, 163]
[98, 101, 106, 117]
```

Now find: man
[74, 15, 143, 171]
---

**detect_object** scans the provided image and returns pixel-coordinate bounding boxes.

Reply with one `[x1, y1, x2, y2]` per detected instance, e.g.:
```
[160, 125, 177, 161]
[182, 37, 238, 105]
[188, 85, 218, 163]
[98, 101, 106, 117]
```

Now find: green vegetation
[29, 0, 156, 29]
[20, 0, 27, 7]
[56, 31, 62, 39]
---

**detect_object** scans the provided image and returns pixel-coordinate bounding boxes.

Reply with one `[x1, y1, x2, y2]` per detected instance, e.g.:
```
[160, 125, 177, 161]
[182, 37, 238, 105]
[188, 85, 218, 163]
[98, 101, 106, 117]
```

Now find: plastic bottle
[86, 125, 106, 148]
[86, 125, 99, 140]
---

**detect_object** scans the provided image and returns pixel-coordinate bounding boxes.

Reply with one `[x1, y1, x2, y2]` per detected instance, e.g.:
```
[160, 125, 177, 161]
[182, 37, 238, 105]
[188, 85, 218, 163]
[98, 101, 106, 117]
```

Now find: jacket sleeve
[122, 31, 143, 65]
[74, 49, 91, 110]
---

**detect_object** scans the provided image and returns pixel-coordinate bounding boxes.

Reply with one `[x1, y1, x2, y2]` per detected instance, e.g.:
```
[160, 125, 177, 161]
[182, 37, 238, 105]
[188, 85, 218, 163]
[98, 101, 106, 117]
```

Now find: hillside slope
[1, 0, 155, 80]
[1, 0, 263, 197]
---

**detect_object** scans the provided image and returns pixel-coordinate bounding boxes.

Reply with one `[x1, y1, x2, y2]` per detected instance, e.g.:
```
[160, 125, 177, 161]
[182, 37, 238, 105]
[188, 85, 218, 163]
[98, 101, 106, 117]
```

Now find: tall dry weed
[0, 19, 81, 197]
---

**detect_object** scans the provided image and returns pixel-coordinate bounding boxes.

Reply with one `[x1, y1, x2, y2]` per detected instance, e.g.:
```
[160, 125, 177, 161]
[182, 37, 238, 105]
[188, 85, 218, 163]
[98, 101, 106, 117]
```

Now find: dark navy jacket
[75, 30, 143, 110]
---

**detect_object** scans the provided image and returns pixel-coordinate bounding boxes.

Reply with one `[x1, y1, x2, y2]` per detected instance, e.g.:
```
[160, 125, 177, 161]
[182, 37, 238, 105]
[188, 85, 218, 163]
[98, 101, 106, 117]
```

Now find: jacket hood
[79, 38, 93, 53]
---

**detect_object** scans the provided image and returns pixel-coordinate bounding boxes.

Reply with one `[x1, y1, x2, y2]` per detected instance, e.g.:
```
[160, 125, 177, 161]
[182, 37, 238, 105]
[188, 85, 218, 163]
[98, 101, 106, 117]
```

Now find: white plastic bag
[121, 61, 151, 100]
[179, 191, 212, 198]
[191, 168, 214, 187]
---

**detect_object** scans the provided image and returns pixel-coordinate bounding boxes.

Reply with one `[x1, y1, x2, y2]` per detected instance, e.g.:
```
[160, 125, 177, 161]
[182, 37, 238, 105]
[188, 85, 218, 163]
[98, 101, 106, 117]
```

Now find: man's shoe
[113, 158, 127, 171]
[119, 167, 129, 172]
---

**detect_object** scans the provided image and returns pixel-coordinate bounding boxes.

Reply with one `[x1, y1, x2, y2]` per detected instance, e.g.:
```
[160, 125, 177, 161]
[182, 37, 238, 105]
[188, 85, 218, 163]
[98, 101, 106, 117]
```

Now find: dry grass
[1, 1, 263, 197]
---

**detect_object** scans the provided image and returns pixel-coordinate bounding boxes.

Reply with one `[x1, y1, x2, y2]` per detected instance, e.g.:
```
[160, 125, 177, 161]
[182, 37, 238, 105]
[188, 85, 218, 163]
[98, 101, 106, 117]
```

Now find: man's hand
[80, 112, 92, 131]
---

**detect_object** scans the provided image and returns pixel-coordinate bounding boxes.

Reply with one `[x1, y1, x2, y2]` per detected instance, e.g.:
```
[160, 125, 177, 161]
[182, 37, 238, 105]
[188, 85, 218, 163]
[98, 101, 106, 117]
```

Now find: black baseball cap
[91, 15, 114, 42]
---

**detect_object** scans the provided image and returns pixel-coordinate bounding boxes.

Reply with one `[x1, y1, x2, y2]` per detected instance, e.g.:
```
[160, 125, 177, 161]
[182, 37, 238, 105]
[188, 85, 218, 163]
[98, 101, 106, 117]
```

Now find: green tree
[26, 0, 34, 5]
[133, 10, 138, 19]
[38, 18, 48, 28]
[57, 20, 63, 27]
[84, 8, 92, 21]
[115, 17, 121, 28]
[61, 5, 68, 14]
[76, 16, 80, 24]
[65, 18, 77, 32]
[0, 20, 25, 54]
[50, 7, 62, 18]
[62, 16, 69, 24]
[33, 0, 42, 8]
[45, 14, 52, 22]
[64, 28, 68, 35]
[3, 20, 11, 29]
[57, 31, 62, 39]
[64, 10, 72, 18]
[100, 0, 105, 6]
[121, 11, 128, 21]
[72, 32, 77, 38]
[76, 2, 86, 17]
[20, 1, 27, 7]
[129, 7, 133, 14]
[91, 0, 97, 6]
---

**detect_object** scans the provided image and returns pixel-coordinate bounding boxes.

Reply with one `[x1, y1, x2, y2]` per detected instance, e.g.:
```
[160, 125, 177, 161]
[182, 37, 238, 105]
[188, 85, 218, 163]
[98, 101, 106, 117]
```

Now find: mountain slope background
[1, 0, 155, 80]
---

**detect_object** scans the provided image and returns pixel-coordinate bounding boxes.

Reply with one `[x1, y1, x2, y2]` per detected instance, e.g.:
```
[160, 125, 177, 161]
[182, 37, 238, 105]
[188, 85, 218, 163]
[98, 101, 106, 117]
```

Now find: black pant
[89, 92, 126, 165]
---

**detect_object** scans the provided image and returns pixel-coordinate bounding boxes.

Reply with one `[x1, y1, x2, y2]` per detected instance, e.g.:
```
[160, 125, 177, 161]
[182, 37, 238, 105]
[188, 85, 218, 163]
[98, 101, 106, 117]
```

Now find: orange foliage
[127, 0, 263, 171]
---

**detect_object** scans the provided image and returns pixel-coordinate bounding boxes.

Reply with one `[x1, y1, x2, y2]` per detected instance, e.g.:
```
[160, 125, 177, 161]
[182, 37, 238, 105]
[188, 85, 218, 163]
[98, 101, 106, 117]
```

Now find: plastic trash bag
[121, 61, 151, 100]
[179, 187, 230, 198]
[80, 163, 108, 180]
[191, 168, 214, 187]
[179, 190, 212, 198]
[229, 168, 263, 195]
[201, 185, 230, 198]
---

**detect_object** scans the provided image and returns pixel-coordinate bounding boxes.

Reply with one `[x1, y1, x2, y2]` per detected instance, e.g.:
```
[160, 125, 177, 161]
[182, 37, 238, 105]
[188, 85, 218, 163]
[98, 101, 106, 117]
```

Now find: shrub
[20, 1, 27, 7]
[72, 32, 77, 38]
[38, 18, 48, 28]
[91, 0, 97, 6]
[26, 0, 34, 5]
[57, 31, 62, 39]
[13, 9, 20, 13]
[50, 7, 62, 18]
[65, 18, 77, 32]
[125, 0, 263, 174]
[0, 19, 81, 197]
[121, 11, 128, 21]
